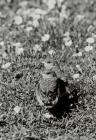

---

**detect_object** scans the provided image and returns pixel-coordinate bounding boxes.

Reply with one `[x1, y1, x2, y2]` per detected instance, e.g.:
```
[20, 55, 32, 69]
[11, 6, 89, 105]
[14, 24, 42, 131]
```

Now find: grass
[0, 0, 96, 139]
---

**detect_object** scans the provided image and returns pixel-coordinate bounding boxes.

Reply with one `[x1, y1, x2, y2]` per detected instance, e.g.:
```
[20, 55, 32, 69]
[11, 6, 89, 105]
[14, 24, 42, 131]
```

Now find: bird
[36, 68, 69, 109]
[36, 69, 60, 108]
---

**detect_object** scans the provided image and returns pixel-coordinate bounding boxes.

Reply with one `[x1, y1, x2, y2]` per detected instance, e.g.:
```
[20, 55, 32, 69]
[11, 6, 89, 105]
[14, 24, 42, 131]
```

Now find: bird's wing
[35, 84, 44, 106]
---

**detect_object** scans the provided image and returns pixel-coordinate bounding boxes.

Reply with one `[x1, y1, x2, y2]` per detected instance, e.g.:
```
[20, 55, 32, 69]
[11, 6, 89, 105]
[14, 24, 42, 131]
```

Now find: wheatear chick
[36, 69, 60, 108]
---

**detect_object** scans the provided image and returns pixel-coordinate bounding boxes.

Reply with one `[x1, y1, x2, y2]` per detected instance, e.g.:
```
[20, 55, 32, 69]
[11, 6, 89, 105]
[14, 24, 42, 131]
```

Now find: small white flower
[33, 44, 41, 53]
[73, 73, 80, 79]
[76, 14, 84, 20]
[75, 14, 84, 23]
[32, 20, 39, 28]
[41, 34, 50, 42]
[93, 75, 96, 81]
[86, 37, 95, 44]
[77, 52, 82, 56]
[85, 45, 93, 52]
[76, 65, 82, 73]
[1, 62, 11, 69]
[64, 36, 72, 47]
[46, 0, 56, 10]
[0, 41, 4, 46]
[14, 106, 21, 114]
[16, 47, 24, 55]
[65, 39, 72, 47]
[14, 16, 23, 25]
[48, 49, 55, 56]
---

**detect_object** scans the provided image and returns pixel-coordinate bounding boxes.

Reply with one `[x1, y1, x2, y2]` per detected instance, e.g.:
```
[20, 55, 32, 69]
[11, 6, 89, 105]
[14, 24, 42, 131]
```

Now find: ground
[0, 0, 96, 140]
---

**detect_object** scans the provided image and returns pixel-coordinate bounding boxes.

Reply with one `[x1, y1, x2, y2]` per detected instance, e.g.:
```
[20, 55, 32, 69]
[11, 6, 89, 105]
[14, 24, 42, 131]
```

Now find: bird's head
[41, 58, 54, 70]
[41, 69, 57, 79]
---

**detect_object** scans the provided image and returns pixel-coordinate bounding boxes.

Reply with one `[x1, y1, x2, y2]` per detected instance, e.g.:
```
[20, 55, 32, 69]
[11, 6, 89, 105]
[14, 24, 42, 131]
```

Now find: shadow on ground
[48, 79, 80, 118]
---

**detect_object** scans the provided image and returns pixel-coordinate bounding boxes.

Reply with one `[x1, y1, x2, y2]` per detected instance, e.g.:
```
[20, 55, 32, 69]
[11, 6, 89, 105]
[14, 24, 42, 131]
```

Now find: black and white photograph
[0, 0, 96, 139]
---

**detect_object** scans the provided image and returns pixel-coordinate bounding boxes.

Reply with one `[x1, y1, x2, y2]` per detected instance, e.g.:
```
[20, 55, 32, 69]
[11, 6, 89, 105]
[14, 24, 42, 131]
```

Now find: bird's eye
[47, 72, 50, 74]
[47, 60, 51, 63]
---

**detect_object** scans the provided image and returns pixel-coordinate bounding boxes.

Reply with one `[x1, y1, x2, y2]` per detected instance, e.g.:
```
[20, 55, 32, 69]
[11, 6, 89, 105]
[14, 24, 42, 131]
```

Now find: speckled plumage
[36, 70, 60, 108]
[36, 58, 66, 108]
[39, 77, 57, 93]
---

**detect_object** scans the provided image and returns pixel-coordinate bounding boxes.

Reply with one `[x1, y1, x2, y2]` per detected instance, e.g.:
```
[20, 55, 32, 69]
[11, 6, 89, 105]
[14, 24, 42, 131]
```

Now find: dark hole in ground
[48, 79, 80, 118]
